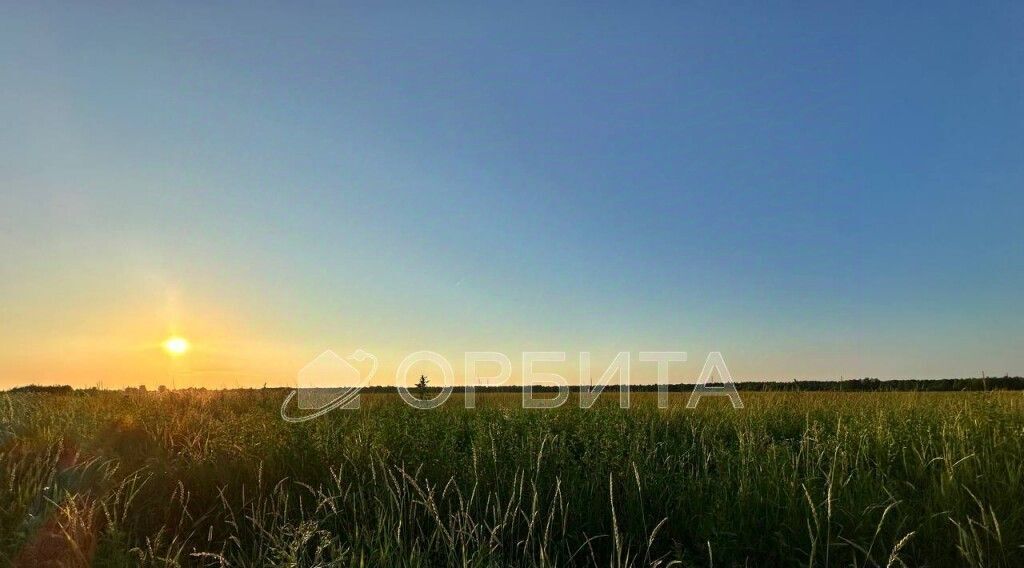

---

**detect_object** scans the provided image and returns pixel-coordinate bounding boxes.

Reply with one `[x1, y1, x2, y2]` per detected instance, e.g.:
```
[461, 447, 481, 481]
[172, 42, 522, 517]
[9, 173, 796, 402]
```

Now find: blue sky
[1, 2, 1022, 386]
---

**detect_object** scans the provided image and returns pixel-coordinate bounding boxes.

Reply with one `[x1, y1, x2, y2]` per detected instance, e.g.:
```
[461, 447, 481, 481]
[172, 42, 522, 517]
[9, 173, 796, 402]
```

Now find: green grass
[2, 390, 1023, 566]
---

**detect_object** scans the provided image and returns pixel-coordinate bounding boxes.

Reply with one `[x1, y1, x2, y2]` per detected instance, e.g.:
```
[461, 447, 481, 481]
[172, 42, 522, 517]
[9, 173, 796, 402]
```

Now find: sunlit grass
[1, 391, 1022, 566]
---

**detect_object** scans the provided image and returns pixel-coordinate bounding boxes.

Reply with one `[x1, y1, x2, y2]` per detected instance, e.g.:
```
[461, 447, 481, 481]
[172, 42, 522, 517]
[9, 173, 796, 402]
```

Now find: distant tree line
[365, 377, 1024, 393]
[728, 376, 1024, 392]
[346, 376, 1024, 393]
[7, 384, 75, 394]
[6, 376, 1024, 394]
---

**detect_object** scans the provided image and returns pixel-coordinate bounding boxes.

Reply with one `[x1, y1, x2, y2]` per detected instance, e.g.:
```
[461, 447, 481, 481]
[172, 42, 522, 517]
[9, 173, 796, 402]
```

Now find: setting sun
[163, 336, 190, 356]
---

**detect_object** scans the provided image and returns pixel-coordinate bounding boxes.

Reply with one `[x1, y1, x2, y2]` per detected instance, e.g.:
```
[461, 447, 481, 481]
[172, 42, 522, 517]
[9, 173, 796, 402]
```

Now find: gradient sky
[2, 2, 1022, 388]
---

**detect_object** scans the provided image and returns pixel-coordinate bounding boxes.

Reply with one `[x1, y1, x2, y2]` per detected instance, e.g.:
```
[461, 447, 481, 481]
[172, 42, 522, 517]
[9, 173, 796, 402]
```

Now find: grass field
[2, 390, 1023, 567]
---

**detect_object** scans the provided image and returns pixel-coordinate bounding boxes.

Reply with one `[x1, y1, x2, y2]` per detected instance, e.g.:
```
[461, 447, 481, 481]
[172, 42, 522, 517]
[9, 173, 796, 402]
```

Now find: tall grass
[1, 391, 1022, 566]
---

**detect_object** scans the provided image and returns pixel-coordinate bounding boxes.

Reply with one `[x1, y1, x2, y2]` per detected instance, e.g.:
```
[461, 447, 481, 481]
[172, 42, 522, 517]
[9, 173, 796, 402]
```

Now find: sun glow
[163, 336, 190, 356]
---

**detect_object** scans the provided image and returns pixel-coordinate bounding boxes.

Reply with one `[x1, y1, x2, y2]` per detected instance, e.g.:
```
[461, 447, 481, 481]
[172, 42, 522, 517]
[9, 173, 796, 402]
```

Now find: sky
[1, 2, 1022, 388]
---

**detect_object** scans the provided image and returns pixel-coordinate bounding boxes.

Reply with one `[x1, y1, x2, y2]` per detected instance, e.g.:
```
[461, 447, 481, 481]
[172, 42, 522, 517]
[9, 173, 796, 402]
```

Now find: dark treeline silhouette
[7, 384, 75, 394]
[6, 376, 1024, 394]
[356, 376, 1024, 393]
[731, 376, 1024, 392]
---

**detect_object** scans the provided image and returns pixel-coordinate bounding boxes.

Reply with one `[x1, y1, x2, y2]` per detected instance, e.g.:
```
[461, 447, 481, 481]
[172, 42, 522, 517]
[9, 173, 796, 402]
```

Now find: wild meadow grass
[1, 390, 1023, 566]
